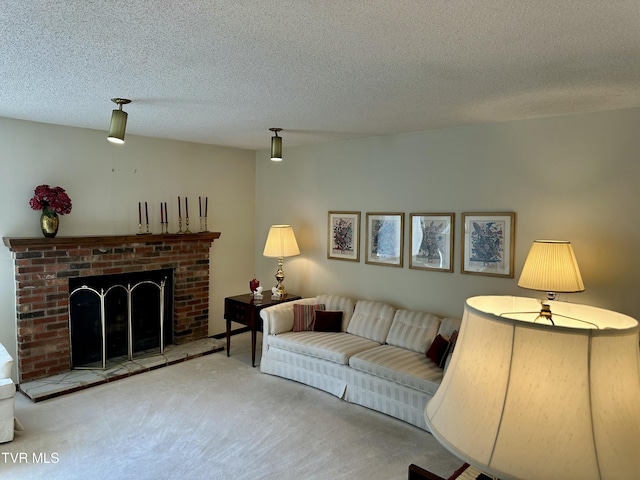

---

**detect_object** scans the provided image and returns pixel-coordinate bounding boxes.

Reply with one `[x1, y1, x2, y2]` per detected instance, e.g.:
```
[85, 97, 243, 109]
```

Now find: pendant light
[270, 128, 283, 161]
[108, 98, 131, 144]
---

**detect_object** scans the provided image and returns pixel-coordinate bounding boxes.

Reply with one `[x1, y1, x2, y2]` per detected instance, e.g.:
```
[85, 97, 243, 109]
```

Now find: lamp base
[274, 257, 287, 296]
[274, 283, 287, 297]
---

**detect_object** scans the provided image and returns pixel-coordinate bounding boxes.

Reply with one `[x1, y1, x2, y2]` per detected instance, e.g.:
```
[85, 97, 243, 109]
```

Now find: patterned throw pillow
[292, 303, 325, 332]
[313, 311, 343, 332]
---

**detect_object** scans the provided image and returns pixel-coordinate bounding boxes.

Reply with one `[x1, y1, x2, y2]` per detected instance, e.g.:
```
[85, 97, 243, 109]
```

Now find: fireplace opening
[69, 269, 174, 369]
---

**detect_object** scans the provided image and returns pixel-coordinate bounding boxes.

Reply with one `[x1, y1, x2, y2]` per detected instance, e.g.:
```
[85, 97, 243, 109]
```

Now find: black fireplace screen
[69, 269, 173, 369]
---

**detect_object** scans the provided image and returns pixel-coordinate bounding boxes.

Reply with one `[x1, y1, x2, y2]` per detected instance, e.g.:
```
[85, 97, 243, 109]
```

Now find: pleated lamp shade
[263, 225, 300, 258]
[518, 240, 584, 294]
[425, 295, 640, 480]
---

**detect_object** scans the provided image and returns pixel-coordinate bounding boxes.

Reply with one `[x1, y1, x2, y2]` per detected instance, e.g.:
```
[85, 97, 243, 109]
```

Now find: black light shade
[270, 128, 282, 161]
[108, 98, 131, 144]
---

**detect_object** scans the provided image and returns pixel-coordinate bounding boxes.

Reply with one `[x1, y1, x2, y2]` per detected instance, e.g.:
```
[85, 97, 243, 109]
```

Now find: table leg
[251, 325, 257, 367]
[226, 318, 231, 357]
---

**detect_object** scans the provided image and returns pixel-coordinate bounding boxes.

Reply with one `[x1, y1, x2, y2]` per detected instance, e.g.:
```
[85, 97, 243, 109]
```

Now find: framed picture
[461, 212, 516, 277]
[365, 212, 404, 267]
[409, 213, 454, 272]
[328, 211, 360, 262]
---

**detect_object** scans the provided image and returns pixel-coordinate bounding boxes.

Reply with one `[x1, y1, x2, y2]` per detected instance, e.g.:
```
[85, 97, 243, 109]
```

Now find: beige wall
[255, 108, 640, 321]
[0, 118, 256, 377]
[3, 107, 640, 379]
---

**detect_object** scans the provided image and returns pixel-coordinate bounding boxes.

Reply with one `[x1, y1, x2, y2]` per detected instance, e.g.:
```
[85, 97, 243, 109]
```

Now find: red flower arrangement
[29, 184, 73, 217]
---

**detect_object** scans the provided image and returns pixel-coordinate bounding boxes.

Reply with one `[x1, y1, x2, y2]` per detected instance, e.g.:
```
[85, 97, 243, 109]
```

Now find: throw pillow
[293, 303, 325, 332]
[440, 330, 459, 370]
[448, 330, 459, 352]
[426, 334, 450, 368]
[313, 310, 343, 332]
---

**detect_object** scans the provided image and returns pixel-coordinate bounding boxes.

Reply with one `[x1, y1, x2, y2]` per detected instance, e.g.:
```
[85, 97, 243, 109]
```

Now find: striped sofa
[260, 295, 461, 431]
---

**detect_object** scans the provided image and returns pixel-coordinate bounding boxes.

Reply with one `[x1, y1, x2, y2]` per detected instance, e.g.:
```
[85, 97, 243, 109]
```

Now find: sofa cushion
[315, 295, 356, 331]
[346, 301, 396, 343]
[268, 331, 380, 365]
[385, 310, 441, 353]
[349, 345, 444, 396]
[293, 303, 325, 332]
[313, 311, 343, 332]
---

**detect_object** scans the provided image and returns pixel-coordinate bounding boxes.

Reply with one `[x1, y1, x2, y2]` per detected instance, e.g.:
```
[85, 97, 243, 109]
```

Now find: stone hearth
[3, 232, 220, 384]
[19, 337, 224, 402]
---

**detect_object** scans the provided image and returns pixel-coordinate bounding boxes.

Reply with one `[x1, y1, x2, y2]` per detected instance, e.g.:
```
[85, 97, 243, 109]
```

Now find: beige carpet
[2, 333, 462, 480]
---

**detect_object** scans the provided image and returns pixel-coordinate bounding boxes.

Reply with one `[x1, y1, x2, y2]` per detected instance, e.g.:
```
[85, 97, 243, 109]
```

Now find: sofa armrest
[0, 343, 14, 379]
[260, 297, 318, 335]
[260, 297, 317, 361]
[0, 378, 15, 401]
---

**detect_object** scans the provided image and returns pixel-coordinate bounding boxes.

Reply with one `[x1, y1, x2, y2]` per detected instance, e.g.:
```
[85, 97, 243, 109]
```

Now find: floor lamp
[425, 296, 640, 480]
[425, 241, 640, 479]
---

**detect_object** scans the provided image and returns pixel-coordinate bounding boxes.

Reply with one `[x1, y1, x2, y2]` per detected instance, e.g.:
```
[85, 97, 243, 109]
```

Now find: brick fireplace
[3, 232, 220, 384]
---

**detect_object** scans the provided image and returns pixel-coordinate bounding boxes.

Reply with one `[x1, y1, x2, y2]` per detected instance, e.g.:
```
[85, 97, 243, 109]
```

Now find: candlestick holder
[184, 216, 192, 234]
[145, 223, 151, 234]
[177, 218, 184, 234]
[137, 223, 143, 235]
[200, 216, 208, 232]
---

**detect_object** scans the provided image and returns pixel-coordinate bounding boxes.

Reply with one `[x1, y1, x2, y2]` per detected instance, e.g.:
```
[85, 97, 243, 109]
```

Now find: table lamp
[425, 295, 640, 480]
[517, 240, 584, 324]
[262, 225, 300, 296]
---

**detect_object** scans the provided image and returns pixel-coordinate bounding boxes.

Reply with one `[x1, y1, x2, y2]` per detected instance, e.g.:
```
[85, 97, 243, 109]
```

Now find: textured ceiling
[1, 1, 640, 150]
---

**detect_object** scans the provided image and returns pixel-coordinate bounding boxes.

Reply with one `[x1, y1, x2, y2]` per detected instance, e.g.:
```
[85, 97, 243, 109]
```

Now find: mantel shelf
[3, 232, 221, 250]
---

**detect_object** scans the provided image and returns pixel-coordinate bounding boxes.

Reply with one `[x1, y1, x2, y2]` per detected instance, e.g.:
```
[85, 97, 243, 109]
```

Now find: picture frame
[461, 212, 516, 277]
[365, 212, 404, 267]
[409, 213, 454, 272]
[328, 211, 360, 262]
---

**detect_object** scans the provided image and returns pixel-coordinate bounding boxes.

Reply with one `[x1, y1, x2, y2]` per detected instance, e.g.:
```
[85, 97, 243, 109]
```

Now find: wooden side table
[224, 293, 301, 367]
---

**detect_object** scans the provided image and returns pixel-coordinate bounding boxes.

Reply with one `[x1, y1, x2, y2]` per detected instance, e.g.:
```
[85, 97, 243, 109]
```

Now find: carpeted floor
[2, 333, 462, 480]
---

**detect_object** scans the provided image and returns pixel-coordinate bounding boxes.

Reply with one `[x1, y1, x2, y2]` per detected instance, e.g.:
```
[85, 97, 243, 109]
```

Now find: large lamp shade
[425, 296, 640, 480]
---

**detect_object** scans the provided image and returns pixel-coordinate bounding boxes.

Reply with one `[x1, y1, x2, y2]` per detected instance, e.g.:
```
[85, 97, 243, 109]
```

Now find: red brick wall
[4, 233, 220, 383]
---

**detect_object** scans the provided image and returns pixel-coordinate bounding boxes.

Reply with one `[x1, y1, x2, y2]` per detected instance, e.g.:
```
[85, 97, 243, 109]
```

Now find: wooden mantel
[3, 232, 221, 250]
